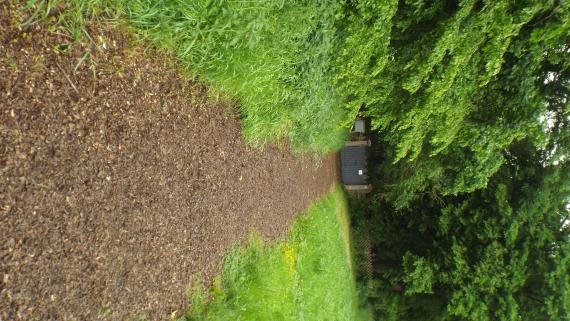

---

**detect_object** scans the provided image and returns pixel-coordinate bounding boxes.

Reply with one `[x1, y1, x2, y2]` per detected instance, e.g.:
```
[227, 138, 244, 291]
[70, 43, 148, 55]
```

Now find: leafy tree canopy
[343, 1, 570, 320]
[364, 142, 569, 321]
[336, 0, 569, 207]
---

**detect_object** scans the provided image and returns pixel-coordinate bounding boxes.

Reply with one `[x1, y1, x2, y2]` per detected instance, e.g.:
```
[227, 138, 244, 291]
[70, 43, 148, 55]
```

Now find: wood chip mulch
[0, 4, 339, 320]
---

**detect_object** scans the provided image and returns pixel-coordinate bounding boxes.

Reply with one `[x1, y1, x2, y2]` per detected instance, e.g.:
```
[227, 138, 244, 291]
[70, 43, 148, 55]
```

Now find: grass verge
[20, 0, 353, 154]
[181, 186, 370, 321]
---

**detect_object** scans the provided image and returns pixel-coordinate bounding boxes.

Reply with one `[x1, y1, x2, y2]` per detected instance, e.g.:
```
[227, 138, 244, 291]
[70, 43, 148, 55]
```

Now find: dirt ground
[0, 4, 339, 320]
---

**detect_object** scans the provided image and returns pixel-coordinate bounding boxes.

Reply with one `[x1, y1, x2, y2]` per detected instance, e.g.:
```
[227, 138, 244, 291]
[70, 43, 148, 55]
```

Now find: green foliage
[181, 187, 370, 321]
[362, 141, 570, 321]
[341, 0, 569, 207]
[332, 0, 399, 128]
[402, 253, 436, 295]
[353, 3, 569, 318]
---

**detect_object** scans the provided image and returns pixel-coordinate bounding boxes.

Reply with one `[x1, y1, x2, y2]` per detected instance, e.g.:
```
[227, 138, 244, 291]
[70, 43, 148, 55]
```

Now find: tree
[336, 0, 569, 207]
[361, 141, 569, 321]
[342, 1, 570, 320]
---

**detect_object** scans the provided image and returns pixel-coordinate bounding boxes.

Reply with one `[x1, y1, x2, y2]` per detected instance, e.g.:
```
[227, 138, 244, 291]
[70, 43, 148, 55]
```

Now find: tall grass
[119, 0, 351, 153]
[28, 0, 352, 153]
[182, 186, 371, 321]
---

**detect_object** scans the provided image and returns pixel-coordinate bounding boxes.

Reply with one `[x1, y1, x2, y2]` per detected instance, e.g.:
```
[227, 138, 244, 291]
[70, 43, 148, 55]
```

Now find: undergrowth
[181, 186, 371, 321]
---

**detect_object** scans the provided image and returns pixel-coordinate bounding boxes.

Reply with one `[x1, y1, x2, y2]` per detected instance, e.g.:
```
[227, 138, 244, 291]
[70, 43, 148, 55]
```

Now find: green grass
[181, 186, 371, 321]
[22, 0, 353, 153]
